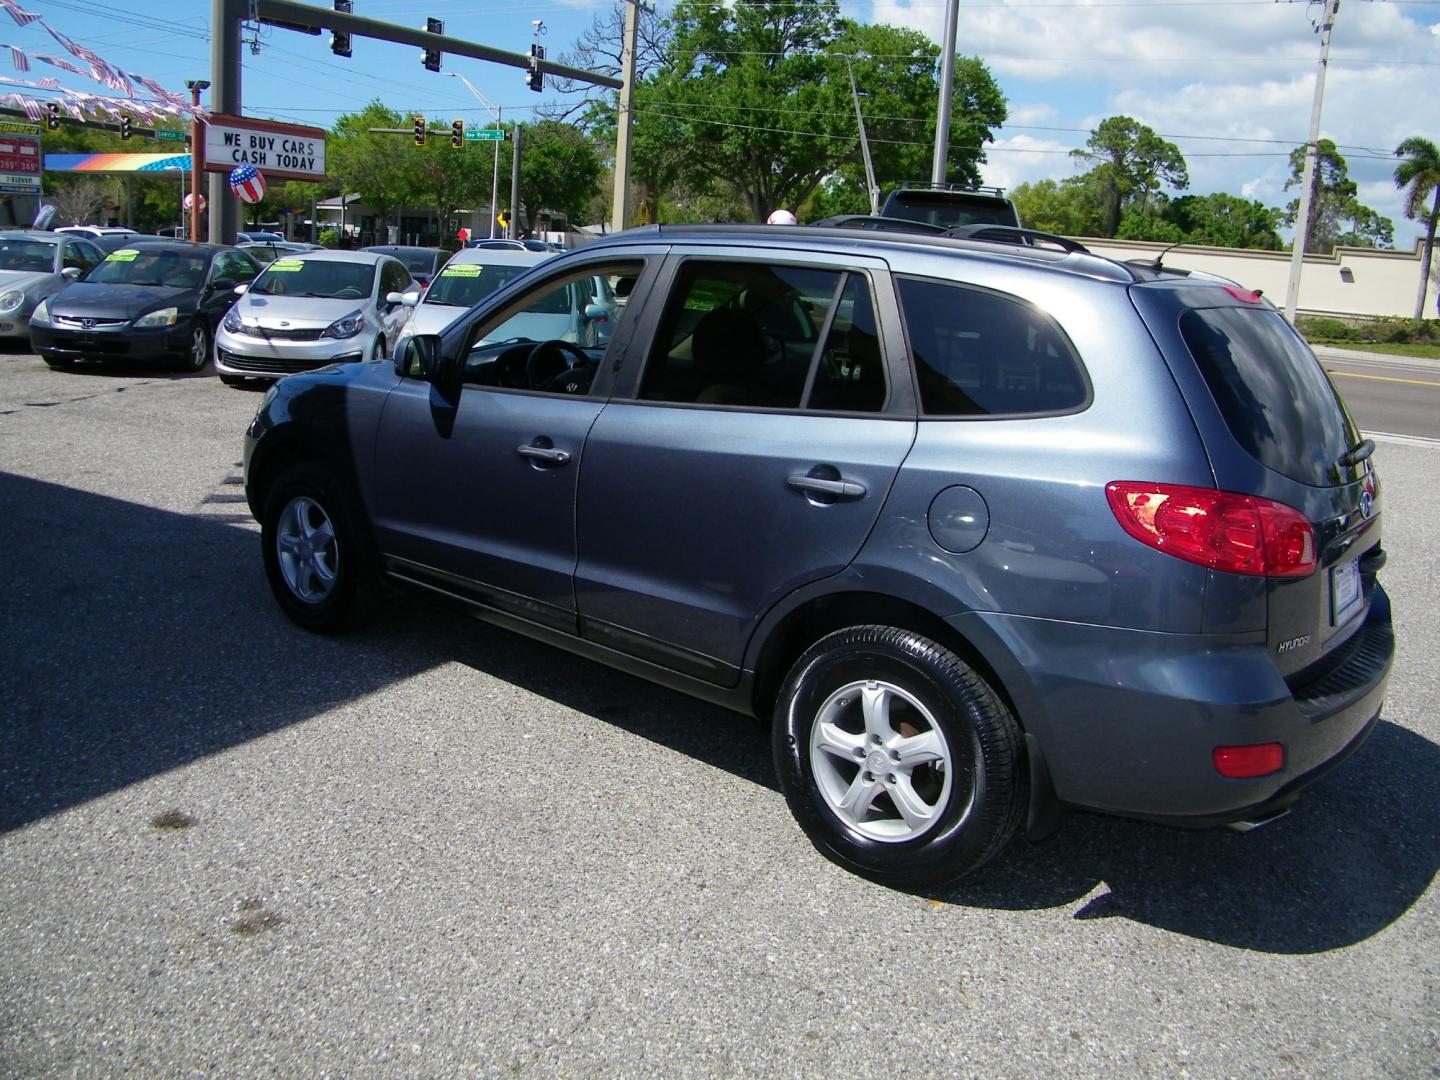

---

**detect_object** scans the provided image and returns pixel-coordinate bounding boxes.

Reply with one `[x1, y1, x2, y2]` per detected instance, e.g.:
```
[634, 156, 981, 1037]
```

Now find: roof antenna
[1149, 240, 1187, 271]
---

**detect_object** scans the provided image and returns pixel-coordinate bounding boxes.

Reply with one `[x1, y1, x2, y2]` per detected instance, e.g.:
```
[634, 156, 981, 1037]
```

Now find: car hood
[49, 282, 193, 319]
[404, 302, 467, 339]
[239, 292, 370, 326]
[0, 269, 58, 292]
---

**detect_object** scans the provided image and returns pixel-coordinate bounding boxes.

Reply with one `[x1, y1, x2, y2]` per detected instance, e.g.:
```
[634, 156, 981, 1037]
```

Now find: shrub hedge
[1297, 316, 1440, 346]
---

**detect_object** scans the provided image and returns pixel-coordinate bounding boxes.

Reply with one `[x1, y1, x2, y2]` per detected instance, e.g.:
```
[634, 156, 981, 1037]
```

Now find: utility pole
[1284, 0, 1340, 324]
[845, 56, 880, 216]
[930, 0, 960, 184]
[509, 123, 522, 240]
[209, 0, 245, 244]
[610, 0, 641, 232]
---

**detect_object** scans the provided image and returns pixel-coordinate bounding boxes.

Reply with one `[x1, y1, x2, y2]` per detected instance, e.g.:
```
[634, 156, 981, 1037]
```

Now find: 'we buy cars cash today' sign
[202, 114, 325, 183]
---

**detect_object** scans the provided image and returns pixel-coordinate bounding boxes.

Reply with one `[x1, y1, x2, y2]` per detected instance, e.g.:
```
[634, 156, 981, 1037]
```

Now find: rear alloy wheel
[261, 462, 379, 633]
[178, 321, 210, 372]
[773, 626, 1026, 889]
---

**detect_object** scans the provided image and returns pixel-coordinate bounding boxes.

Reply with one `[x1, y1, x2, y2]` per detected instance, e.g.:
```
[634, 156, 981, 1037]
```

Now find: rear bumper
[956, 586, 1393, 825]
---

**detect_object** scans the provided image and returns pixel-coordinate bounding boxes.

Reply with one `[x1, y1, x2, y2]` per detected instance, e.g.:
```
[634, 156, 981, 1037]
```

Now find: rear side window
[897, 277, 1087, 417]
[1179, 307, 1359, 486]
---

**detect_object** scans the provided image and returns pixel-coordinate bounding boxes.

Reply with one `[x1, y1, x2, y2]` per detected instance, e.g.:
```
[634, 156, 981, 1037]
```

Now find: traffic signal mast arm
[255, 0, 622, 89]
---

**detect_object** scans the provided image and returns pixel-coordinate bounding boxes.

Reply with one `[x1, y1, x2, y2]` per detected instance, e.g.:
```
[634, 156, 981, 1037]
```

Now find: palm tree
[1394, 137, 1440, 319]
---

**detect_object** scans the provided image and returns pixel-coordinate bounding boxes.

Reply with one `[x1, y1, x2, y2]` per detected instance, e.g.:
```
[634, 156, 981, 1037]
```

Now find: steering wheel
[524, 339, 592, 392]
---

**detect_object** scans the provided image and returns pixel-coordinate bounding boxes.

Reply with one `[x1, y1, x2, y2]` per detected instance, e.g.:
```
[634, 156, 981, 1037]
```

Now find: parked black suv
[881, 182, 1021, 231]
[243, 223, 1392, 888]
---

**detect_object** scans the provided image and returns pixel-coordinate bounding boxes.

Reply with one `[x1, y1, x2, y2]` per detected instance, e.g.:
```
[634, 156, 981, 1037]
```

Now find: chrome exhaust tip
[1225, 806, 1292, 833]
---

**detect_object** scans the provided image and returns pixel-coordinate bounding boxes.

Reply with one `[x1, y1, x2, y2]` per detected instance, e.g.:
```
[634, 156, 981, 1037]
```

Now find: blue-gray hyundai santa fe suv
[243, 223, 1393, 888]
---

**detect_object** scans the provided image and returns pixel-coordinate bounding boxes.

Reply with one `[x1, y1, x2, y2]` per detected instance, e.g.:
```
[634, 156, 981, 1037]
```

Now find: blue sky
[15, 0, 1440, 245]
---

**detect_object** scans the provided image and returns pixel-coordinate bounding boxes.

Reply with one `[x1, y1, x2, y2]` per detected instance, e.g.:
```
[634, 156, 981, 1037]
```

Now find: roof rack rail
[895, 181, 1008, 198]
[944, 224, 1091, 255]
[811, 214, 949, 235]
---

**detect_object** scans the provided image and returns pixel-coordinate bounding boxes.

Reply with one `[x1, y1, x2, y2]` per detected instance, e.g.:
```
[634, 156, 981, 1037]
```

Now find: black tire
[260, 462, 380, 633]
[773, 626, 1026, 889]
[219, 374, 247, 387]
[176, 321, 210, 373]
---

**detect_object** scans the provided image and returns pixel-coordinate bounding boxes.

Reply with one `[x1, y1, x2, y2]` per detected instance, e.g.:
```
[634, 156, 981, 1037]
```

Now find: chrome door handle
[517, 444, 571, 465]
[787, 474, 866, 500]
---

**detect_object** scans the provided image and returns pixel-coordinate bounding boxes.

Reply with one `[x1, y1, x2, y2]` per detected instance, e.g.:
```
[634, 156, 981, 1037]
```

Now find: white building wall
[1074, 237, 1439, 320]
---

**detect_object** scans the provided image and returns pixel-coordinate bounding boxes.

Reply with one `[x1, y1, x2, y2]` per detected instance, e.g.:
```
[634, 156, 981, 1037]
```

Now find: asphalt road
[1, 350, 1437, 1078]
[1315, 347, 1440, 442]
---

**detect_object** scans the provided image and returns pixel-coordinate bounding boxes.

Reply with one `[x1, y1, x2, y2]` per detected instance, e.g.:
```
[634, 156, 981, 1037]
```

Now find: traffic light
[526, 43, 544, 93]
[119, 114, 132, 140]
[421, 17, 442, 72]
[46, 102, 59, 130]
[331, 0, 352, 58]
[450, 118, 463, 149]
[413, 115, 426, 146]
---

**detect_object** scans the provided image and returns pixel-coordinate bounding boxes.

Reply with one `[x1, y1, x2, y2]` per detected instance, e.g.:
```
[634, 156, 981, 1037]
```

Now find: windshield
[424, 262, 532, 308]
[251, 259, 375, 299]
[85, 249, 206, 287]
[0, 239, 56, 273]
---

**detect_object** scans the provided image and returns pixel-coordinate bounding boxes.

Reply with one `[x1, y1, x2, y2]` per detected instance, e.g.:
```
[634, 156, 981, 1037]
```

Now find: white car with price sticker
[393, 246, 620, 355]
[214, 249, 415, 386]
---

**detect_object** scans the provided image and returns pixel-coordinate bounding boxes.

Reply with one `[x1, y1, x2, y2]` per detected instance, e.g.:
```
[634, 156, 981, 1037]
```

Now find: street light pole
[1283, 0, 1340, 324]
[931, 0, 960, 184]
[444, 71, 502, 239]
[184, 79, 210, 243]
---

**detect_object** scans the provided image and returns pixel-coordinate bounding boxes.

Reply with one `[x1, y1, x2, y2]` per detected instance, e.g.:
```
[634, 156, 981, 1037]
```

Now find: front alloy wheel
[261, 463, 379, 632]
[275, 494, 338, 604]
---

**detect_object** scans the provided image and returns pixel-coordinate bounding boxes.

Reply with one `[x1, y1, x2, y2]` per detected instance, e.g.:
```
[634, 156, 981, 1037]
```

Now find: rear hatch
[1131, 284, 1384, 681]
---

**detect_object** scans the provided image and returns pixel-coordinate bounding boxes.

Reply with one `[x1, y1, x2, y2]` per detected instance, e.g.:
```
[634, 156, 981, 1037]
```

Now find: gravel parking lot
[1, 350, 1436, 1078]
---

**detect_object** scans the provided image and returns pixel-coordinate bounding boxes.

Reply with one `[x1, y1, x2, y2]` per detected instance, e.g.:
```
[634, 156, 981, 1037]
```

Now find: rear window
[883, 192, 1019, 230]
[1179, 307, 1360, 486]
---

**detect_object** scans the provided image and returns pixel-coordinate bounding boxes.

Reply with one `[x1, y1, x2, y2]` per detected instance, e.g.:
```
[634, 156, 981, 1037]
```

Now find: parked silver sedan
[214, 250, 415, 385]
[0, 231, 103, 340]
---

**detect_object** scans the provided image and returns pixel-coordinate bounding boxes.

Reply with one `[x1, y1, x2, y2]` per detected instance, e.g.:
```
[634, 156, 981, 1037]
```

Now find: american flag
[229, 163, 267, 205]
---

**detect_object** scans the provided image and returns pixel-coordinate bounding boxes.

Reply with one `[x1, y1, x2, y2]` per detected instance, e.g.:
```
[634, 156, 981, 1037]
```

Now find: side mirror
[384, 291, 413, 308]
[61, 266, 82, 281]
[400, 290, 421, 308]
[583, 303, 607, 321]
[232, 282, 249, 295]
[397, 333, 457, 391]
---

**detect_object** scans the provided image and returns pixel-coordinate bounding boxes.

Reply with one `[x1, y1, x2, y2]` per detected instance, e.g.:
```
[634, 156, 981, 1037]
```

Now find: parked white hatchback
[214, 249, 415, 385]
[393, 246, 548, 354]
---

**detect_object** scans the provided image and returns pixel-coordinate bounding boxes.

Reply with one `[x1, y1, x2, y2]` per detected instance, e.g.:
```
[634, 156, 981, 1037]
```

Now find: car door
[368, 255, 658, 631]
[573, 251, 916, 685]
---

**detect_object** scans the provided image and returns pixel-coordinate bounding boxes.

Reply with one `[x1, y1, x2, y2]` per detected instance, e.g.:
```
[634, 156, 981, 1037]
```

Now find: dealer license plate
[1331, 558, 1362, 626]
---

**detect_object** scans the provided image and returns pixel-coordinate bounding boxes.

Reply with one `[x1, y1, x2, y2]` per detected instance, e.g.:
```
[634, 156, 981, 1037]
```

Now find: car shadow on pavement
[938, 718, 1439, 953]
[3, 470, 1432, 955]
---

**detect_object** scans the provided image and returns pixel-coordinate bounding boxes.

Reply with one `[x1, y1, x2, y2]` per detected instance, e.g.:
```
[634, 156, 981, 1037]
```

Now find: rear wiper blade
[1338, 438, 1375, 468]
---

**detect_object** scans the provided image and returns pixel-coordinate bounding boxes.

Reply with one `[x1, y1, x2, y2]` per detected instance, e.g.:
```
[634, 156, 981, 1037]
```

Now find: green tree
[1163, 192, 1282, 250]
[328, 101, 425, 231]
[1070, 115, 1188, 238]
[1010, 177, 1104, 237]
[1393, 136, 1440, 318]
[1283, 139, 1393, 255]
[517, 120, 604, 232]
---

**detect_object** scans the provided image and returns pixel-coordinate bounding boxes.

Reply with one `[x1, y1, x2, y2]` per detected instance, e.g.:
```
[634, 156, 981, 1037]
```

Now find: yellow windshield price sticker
[268, 260, 304, 272]
[106, 249, 138, 262]
[442, 264, 483, 277]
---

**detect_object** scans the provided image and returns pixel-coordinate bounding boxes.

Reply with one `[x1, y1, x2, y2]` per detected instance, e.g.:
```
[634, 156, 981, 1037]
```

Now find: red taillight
[1213, 743, 1285, 778]
[1223, 284, 1263, 304]
[1106, 482, 1316, 577]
